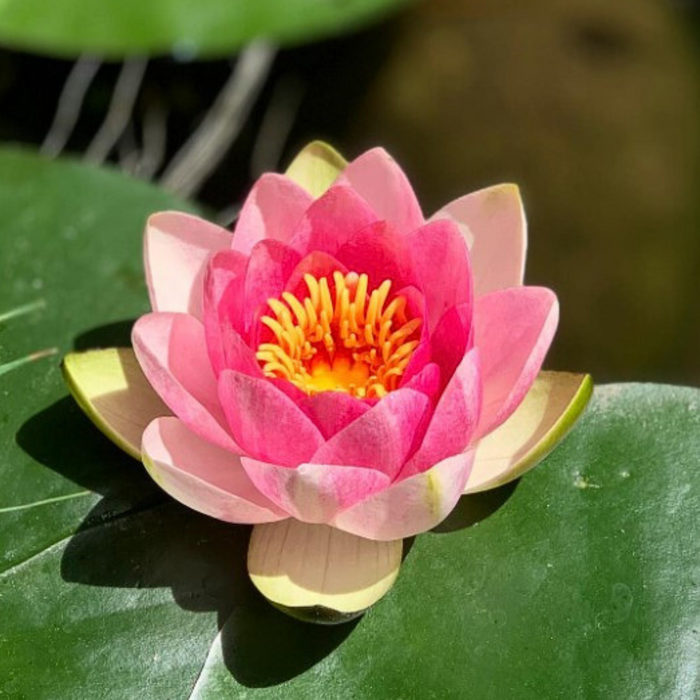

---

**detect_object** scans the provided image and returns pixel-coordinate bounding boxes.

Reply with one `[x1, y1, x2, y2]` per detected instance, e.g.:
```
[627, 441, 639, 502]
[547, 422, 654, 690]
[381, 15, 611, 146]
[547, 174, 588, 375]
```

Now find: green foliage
[1, 150, 699, 698]
[0, 0, 412, 59]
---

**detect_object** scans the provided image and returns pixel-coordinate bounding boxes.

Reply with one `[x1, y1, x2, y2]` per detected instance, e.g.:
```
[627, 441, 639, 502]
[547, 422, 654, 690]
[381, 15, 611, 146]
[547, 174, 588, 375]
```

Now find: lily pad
[0, 0, 411, 60]
[2, 149, 699, 698]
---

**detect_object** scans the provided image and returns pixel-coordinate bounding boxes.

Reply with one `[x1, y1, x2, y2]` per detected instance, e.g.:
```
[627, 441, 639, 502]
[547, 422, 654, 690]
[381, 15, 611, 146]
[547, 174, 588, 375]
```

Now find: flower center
[256, 271, 422, 398]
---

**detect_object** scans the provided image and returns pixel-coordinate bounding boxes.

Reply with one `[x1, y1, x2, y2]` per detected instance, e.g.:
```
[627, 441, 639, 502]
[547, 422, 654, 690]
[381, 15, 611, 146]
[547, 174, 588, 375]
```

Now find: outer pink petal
[142, 418, 287, 523]
[218, 370, 324, 466]
[145, 211, 233, 318]
[331, 450, 475, 540]
[298, 392, 370, 440]
[474, 286, 559, 437]
[231, 173, 314, 256]
[310, 388, 431, 479]
[202, 250, 248, 374]
[431, 184, 527, 297]
[401, 349, 481, 477]
[132, 313, 240, 453]
[287, 184, 378, 257]
[337, 147, 424, 235]
[334, 220, 419, 292]
[407, 218, 472, 332]
[243, 239, 301, 341]
[241, 457, 390, 524]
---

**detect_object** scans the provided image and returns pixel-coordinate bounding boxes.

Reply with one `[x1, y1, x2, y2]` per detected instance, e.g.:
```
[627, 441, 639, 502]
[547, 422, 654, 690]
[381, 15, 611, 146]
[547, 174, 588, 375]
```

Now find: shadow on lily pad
[73, 319, 136, 350]
[432, 481, 518, 534]
[17, 397, 358, 688]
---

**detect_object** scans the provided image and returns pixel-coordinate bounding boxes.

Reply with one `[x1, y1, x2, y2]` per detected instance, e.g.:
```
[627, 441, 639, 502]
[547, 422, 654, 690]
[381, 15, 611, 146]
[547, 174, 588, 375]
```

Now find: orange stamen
[255, 271, 422, 398]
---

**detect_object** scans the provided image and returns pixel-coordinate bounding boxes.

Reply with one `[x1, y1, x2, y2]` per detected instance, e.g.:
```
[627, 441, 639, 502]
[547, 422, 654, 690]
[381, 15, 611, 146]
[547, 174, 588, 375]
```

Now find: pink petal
[401, 362, 441, 400]
[216, 323, 264, 378]
[231, 173, 314, 255]
[407, 218, 472, 332]
[202, 250, 248, 374]
[310, 388, 431, 479]
[243, 239, 301, 341]
[298, 392, 371, 439]
[218, 370, 324, 466]
[287, 184, 378, 257]
[331, 450, 475, 540]
[335, 220, 418, 292]
[430, 302, 474, 388]
[401, 348, 481, 477]
[269, 377, 308, 404]
[144, 211, 233, 318]
[284, 251, 348, 299]
[431, 184, 527, 297]
[132, 313, 240, 453]
[142, 417, 287, 523]
[241, 457, 390, 524]
[397, 285, 431, 385]
[338, 147, 424, 235]
[474, 286, 559, 437]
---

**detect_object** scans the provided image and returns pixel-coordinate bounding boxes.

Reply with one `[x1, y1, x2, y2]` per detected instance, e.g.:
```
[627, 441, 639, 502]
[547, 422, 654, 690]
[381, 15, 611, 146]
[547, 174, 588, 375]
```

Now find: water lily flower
[64, 142, 591, 621]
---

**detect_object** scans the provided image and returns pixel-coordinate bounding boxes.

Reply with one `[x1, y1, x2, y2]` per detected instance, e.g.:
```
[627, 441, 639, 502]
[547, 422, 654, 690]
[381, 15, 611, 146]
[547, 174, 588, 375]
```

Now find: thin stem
[250, 75, 304, 178]
[41, 56, 102, 158]
[0, 348, 58, 378]
[160, 42, 276, 199]
[85, 58, 148, 165]
[135, 100, 168, 179]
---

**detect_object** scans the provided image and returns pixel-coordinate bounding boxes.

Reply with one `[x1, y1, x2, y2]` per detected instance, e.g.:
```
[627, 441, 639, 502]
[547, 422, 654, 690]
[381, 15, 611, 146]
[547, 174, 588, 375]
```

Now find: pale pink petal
[145, 211, 233, 318]
[298, 392, 370, 439]
[218, 370, 324, 466]
[431, 184, 527, 296]
[243, 239, 301, 341]
[474, 287, 559, 437]
[337, 147, 424, 234]
[287, 184, 378, 257]
[202, 250, 247, 374]
[231, 174, 314, 255]
[335, 220, 418, 292]
[407, 218, 472, 332]
[331, 450, 475, 540]
[142, 417, 287, 523]
[132, 313, 240, 453]
[401, 349, 481, 477]
[242, 457, 390, 524]
[310, 388, 431, 479]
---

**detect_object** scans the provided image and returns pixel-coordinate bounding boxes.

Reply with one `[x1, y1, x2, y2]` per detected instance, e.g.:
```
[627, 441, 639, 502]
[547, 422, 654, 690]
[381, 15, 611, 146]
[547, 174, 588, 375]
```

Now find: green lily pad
[0, 0, 412, 60]
[2, 148, 699, 698]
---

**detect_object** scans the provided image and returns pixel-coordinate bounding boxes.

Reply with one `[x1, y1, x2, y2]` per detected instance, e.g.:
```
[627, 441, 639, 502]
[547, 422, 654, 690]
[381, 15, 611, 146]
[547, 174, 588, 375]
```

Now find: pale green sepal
[285, 140, 347, 198]
[465, 371, 593, 494]
[62, 347, 171, 460]
[248, 520, 402, 625]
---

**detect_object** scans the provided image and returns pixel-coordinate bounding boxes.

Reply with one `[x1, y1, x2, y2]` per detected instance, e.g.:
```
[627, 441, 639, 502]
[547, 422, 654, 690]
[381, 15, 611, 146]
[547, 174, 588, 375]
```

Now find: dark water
[1, 0, 699, 386]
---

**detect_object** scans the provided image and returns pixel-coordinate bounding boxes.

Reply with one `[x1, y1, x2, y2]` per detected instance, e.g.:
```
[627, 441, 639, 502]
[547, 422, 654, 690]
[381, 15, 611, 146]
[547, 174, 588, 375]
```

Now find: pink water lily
[125, 142, 563, 542]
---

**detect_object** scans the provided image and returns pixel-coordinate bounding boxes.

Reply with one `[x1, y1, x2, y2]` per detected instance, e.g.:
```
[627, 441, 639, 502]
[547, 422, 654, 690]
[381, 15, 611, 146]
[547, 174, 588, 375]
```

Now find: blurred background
[0, 0, 698, 385]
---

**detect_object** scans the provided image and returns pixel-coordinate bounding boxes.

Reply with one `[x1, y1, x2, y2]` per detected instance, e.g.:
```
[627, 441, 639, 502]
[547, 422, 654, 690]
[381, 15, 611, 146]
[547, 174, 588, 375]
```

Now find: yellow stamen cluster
[256, 271, 422, 398]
